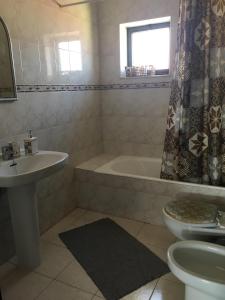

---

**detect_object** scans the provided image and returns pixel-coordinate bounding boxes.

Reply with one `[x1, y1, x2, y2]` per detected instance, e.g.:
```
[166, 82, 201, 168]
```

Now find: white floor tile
[2, 208, 179, 300]
[41, 208, 86, 247]
[0, 263, 16, 284]
[137, 224, 176, 249]
[34, 241, 73, 278]
[36, 280, 93, 300]
[150, 278, 185, 300]
[1, 269, 51, 300]
[56, 259, 98, 294]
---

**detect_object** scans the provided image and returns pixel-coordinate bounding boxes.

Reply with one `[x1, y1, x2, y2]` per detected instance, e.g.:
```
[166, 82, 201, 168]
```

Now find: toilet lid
[165, 199, 218, 227]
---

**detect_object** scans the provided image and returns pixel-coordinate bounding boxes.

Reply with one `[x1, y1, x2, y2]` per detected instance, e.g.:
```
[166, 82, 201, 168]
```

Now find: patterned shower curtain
[161, 0, 225, 186]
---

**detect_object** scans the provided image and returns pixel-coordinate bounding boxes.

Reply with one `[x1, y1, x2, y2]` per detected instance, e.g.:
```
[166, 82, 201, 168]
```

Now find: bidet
[168, 241, 225, 300]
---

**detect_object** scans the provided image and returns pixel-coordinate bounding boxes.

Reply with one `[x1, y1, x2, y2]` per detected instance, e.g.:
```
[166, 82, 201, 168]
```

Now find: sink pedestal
[8, 183, 41, 269]
[0, 151, 68, 269]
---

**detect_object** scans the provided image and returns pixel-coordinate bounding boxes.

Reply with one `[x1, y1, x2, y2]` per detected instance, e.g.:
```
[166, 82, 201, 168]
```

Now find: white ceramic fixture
[163, 208, 225, 240]
[168, 241, 225, 300]
[54, 0, 103, 7]
[162, 199, 225, 241]
[0, 151, 68, 268]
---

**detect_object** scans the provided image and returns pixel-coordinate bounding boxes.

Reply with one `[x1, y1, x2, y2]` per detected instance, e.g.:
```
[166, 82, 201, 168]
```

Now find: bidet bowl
[168, 241, 225, 300]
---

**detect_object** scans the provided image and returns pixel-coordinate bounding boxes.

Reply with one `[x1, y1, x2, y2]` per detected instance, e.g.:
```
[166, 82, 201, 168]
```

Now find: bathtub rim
[95, 155, 161, 179]
[91, 155, 225, 192]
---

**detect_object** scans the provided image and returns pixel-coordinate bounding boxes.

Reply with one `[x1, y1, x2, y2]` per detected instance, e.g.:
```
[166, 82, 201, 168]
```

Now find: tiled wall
[0, 0, 181, 264]
[98, 0, 180, 157]
[0, 0, 102, 264]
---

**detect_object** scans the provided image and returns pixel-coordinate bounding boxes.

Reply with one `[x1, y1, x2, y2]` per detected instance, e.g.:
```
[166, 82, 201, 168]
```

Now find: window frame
[127, 21, 170, 76]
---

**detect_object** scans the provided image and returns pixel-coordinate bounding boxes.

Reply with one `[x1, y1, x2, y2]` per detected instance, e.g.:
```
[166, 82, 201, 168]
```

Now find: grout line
[82, 208, 147, 228]
[136, 222, 145, 237]
[55, 277, 97, 296]
[40, 239, 67, 249]
[33, 269, 57, 281]
[148, 278, 160, 300]
[93, 287, 100, 297]
[91, 293, 102, 300]
[34, 278, 54, 300]
[54, 260, 73, 280]
[33, 248, 74, 281]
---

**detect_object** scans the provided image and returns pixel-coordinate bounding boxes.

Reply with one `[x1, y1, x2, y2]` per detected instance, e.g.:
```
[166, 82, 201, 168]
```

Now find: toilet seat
[165, 199, 218, 228]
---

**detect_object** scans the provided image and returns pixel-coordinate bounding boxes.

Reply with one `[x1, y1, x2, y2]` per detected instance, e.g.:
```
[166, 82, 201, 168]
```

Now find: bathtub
[96, 156, 161, 179]
[76, 154, 225, 225]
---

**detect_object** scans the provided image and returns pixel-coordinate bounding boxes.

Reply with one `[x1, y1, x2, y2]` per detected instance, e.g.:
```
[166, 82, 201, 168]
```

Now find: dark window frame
[127, 22, 170, 76]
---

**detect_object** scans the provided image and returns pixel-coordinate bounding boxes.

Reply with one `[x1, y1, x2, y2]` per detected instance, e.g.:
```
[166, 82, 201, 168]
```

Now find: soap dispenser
[24, 130, 38, 155]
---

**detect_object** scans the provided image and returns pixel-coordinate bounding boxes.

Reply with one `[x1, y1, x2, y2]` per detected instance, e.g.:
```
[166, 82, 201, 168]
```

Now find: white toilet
[168, 240, 225, 300]
[163, 199, 225, 241]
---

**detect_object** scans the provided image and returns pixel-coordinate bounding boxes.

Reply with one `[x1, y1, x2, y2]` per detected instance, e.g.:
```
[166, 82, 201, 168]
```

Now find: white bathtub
[76, 154, 225, 225]
[96, 156, 161, 179]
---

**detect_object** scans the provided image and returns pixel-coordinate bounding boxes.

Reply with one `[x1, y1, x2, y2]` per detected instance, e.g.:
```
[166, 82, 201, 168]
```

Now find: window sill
[120, 74, 171, 79]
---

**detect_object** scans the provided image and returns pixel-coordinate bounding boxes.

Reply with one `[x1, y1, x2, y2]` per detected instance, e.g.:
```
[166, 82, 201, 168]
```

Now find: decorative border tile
[16, 81, 171, 93]
[16, 84, 100, 93]
[99, 82, 170, 90]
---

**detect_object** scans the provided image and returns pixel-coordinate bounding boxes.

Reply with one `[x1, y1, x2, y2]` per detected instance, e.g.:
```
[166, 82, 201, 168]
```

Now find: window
[120, 17, 171, 77]
[58, 40, 82, 72]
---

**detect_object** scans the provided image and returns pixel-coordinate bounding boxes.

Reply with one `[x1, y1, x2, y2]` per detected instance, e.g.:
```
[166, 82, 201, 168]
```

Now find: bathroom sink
[2, 150, 69, 269]
[0, 151, 68, 187]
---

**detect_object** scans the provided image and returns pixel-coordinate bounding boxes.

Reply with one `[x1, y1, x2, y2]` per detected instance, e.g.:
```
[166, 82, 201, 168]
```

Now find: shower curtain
[161, 0, 225, 186]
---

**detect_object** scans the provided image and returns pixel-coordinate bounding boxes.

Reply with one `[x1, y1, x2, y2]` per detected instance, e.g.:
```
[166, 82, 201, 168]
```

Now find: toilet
[163, 199, 225, 241]
[168, 240, 225, 300]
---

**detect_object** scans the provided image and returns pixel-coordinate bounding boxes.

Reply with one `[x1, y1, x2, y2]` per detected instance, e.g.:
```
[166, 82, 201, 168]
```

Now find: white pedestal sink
[0, 151, 68, 269]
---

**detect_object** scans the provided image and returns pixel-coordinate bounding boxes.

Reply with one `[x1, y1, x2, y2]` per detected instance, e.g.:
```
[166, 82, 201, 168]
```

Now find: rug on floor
[59, 218, 169, 300]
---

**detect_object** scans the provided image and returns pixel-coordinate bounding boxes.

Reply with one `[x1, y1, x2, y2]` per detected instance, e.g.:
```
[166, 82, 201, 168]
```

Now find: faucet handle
[28, 129, 33, 138]
[1, 145, 13, 161]
[9, 142, 21, 158]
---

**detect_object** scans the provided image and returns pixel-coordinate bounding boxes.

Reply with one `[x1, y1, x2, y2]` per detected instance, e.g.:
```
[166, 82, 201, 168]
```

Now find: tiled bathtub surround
[0, 0, 102, 264]
[102, 88, 170, 157]
[98, 0, 180, 157]
[75, 155, 225, 225]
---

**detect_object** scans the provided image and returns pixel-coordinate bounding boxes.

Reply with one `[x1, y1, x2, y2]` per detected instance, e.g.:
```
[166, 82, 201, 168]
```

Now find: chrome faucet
[1, 145, 13, 161]
[1, 142, 20, 166]
[10, 157, 17, 167]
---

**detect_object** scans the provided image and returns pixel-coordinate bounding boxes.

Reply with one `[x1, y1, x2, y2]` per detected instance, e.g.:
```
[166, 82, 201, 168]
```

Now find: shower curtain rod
[53, 0, 102, 7]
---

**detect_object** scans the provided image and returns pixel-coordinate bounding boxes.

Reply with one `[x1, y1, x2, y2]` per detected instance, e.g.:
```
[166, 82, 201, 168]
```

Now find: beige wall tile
[0, 0, 102, 265]
[98, 0, 179, 157]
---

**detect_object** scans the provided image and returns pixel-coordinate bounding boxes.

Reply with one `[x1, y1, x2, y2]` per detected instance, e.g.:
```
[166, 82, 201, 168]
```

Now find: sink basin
[0, 151, 68, 187]
[2, 151, 69, 269]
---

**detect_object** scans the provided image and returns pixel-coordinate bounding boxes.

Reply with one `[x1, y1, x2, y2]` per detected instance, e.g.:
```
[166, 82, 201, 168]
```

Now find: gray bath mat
[59, 218, 169, 300]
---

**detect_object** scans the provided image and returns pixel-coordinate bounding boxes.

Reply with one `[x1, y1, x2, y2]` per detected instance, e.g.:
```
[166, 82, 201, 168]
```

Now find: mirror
[0, 17, 17, 101]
